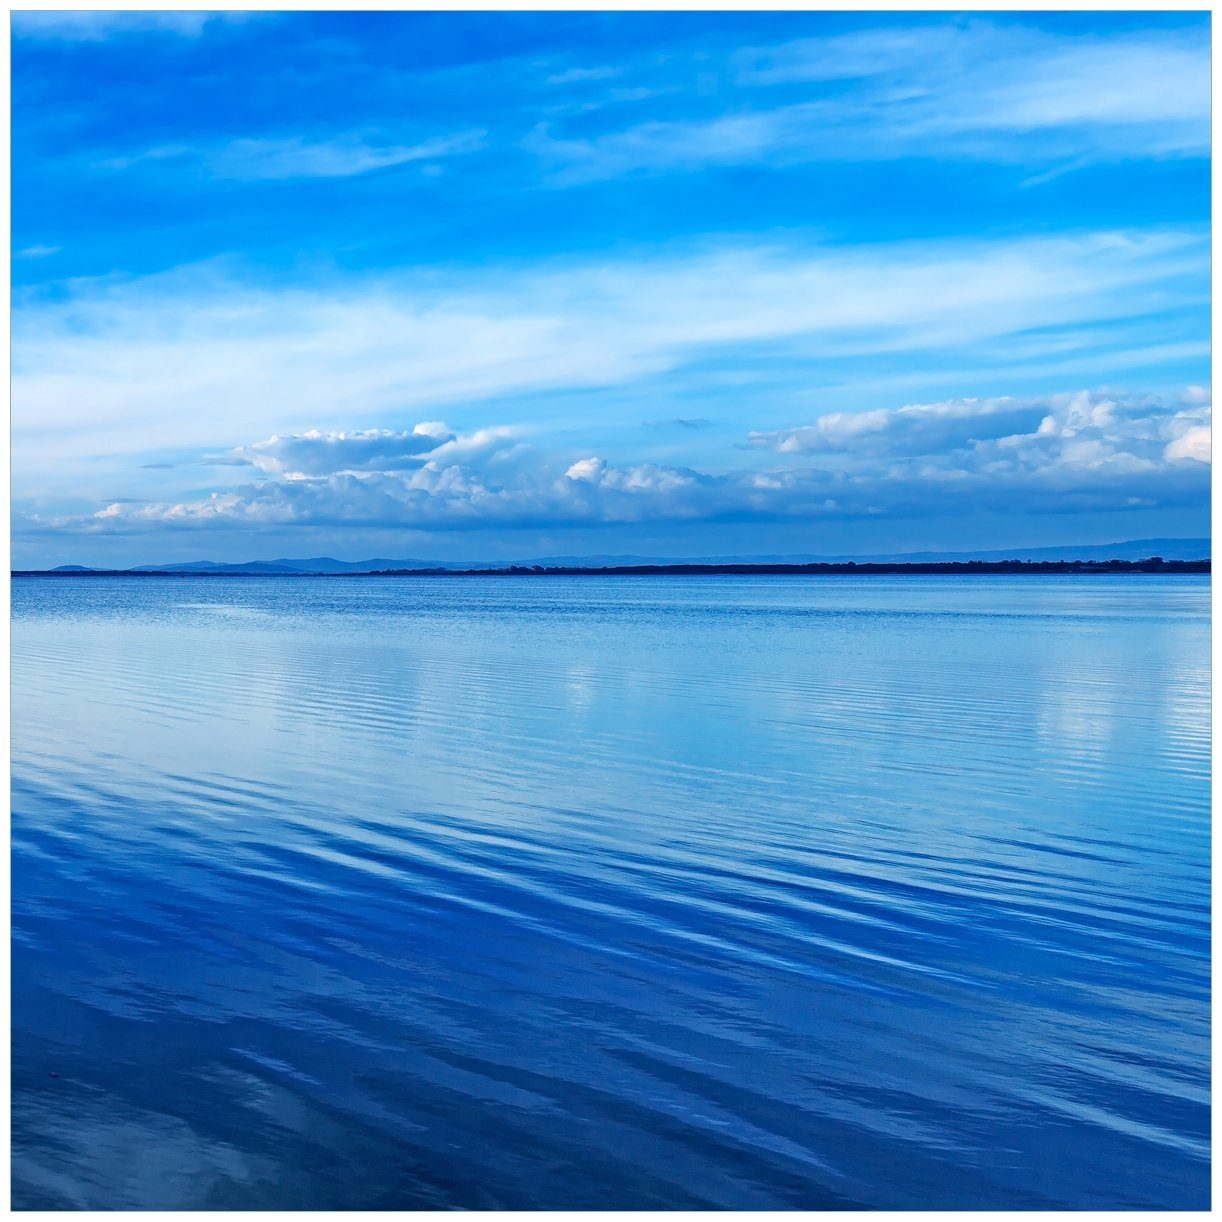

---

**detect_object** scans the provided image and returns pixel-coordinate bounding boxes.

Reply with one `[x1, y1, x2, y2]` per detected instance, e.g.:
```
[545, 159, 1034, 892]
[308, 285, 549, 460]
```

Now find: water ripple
[11, 574, 1210, 1209]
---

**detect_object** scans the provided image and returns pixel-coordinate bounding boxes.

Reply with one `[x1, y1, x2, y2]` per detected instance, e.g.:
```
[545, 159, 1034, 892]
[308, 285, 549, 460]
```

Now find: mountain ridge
[35, 537, 1211, 574]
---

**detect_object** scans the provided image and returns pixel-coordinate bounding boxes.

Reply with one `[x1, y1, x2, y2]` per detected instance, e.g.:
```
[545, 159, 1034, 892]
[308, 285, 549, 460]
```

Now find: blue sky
[11, 10, 1211, 566]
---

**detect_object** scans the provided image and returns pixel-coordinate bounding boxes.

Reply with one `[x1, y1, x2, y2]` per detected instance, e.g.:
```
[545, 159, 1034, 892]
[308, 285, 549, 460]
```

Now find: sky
[11, 10, 1212, 567]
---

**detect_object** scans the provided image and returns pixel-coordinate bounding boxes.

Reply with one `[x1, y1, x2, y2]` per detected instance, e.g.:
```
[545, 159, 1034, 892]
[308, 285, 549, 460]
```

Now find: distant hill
[528, 538, 1212, 565]
[847, 538, 1212, 563]
[40, 537, 1209, 575]
[124, 556, 446, 574]
[129, 560, 304, 574]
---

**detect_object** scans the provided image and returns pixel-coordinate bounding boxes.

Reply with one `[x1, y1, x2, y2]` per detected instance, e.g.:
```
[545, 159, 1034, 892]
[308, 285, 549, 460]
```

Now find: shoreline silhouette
[13, 557, 1210, 578]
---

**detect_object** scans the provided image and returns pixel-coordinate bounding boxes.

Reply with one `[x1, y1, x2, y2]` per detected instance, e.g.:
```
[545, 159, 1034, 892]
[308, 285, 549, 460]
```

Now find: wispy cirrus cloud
[545, 65, 620, 86]
[105, 131, 485, 181]
[12, 10, 258, 41]
[534, 23, 1209, 183]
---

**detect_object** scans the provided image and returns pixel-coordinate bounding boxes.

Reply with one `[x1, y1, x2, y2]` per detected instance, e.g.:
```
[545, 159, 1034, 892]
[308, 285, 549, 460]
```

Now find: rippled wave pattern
[11, 575, 1210, 1209]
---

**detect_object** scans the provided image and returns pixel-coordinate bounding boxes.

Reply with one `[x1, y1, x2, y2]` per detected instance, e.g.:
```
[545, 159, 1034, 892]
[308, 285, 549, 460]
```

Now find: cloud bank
[46, 389, 1207, 538]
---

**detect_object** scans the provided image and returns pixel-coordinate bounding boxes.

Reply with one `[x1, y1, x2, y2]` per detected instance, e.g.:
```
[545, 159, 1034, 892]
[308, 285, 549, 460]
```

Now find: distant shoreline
[13, 558, 1210, 577]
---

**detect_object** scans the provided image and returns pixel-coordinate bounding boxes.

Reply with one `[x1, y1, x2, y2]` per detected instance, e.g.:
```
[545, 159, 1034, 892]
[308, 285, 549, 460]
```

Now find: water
[11, 574, 1210, 1209]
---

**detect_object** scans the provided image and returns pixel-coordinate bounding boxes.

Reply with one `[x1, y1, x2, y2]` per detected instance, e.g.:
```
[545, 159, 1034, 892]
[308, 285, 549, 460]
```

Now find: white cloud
[1164, 425, 1210, 464]
[952, 33, 1209, 137]
[12, 11, 255, 40]
[228, 424, 457, 476]
[38, 388, 1210, 538]
[12, 228, 1207, 482]
[15, 245, 60, 260]
[749, 397, 1051, 456]
[735, 26, 973, 85]
[538, 23, 1208, 183]
[206, 131, 485, 181]
[545, 65, 619, 86]
[528, 109, 816, 183]
[751, 388, 1211, 489]
[106, 132, 485, 181]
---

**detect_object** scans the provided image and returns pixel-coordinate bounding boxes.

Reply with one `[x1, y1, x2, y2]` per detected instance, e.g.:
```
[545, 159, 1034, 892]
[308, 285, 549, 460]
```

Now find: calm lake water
[11, 574, 1210, 1209]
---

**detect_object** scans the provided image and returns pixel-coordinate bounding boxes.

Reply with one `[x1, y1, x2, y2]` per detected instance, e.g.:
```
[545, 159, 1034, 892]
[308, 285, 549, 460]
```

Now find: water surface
[11, 575, 1210, 1208]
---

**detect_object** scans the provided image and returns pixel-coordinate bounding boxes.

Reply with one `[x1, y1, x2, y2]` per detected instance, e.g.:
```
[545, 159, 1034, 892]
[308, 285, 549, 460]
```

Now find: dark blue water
[11, 574, 1210, 1209]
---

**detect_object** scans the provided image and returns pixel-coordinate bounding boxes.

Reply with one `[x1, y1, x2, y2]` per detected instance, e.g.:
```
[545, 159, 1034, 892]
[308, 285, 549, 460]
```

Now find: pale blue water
[11, 574, 1210, 1209]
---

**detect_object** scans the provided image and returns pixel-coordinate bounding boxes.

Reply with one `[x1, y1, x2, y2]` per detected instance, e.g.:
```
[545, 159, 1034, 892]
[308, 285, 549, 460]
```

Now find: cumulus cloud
[1164, 424, 1210, 463]
[753, 386, 1209, 455]
[41, 388, 1209, 538]
[229, 424, 457, 477]
[750, 397, 1051, 456]
[749, 389, 1211, 509]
